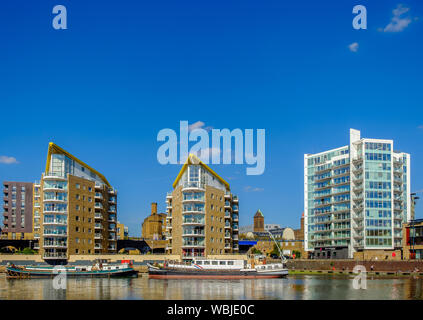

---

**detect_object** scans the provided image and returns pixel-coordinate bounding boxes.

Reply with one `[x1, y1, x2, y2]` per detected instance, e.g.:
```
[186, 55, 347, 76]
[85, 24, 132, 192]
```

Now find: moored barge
[6, 261, 138, 279]
[148, 258, 288, 279]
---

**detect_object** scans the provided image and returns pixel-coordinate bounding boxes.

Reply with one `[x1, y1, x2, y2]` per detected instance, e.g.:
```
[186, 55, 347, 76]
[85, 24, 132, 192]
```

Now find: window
[212, 261, 218, 265]
[219, 261, 226, 265]
[228, 261, 234, 265]
[76, 227, 79, 232]
[76, 216, 79, 221]
[76, 183, 80, 189]
[204, 261, 210, 265]
[88, 187, 92, 192]
[197, 261, 202, 265]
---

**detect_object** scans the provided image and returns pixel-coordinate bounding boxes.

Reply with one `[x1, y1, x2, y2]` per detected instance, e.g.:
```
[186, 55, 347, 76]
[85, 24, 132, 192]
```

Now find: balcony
[44, 209, 67, 215]
[182, 241, 205, 248]
[182, 231, 205, 237]
[352, 157, 363, 163]
[43, 172, 67, 181]
[95, 213, 104, 220]
[108, 188, 117, 195]
[43, 242, 67, 248]
[108, 207, 116, 213]
[95, 193, 103, 200]
[43, 219, 67, 226]
[43, 231, 67, 236]
[182, 252, 205, 258]
[95, 223, 104, 230]
[94, 244, 103, 250]
[182, 182, 205, 191]
[43, 185, 67, 192]
[94, 233, 103, 240]
[182, 219, 205, 226]
[182, 208, 205, 214]
[43, 196, 67, 203]
[224, 243, 231, 249]
[108, 197, 116, 204]
[43, 252, 67, 259]
[95, 203, 104, 210]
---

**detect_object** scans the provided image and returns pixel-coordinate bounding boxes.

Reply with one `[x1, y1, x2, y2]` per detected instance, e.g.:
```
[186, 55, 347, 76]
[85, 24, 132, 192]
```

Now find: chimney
[151, 202, 158, 215]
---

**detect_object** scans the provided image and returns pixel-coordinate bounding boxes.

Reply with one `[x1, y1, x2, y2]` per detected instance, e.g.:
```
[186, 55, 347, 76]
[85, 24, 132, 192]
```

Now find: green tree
[292, 250, 301, 259]
[251, 247, 262, 255]
[270, 244, 280, 257]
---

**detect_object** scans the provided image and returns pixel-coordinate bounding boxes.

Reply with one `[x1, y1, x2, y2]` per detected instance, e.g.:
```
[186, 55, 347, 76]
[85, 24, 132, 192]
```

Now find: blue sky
[0, 0, 422, 236]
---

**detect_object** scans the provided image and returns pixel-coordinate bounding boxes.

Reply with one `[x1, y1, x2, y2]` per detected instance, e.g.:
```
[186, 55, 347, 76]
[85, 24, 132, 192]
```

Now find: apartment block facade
[165, 154, 239, 261]
[304, 129, 411, 259]
[39, 143, 118, 262]
[2, 181, 34, 240]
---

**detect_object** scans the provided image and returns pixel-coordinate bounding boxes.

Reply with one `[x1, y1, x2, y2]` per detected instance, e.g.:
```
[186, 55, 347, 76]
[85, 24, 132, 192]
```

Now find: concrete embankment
[286, 259, 423, 275]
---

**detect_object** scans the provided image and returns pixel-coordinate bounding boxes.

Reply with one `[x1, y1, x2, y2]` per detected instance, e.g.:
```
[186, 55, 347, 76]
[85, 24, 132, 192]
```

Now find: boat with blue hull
[6, 262, 138, 279]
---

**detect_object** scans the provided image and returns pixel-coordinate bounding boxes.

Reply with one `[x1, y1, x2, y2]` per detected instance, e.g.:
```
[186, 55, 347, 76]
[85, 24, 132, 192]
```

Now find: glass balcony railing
[43, 219, 67, 225]
[43, 230, 67, 236]
[182, 240, 205, 247]
[182, 182, 205, 189]
[183, 218, 205, 224]
[44, 172, 67, 179]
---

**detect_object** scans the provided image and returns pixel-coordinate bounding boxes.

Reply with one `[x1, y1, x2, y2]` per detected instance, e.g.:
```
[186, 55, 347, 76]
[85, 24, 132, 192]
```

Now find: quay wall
[287, 259, 423, 273]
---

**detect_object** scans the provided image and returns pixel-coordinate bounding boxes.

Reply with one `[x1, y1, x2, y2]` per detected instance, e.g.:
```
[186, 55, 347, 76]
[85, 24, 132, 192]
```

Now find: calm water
[1, 273, 423, 300]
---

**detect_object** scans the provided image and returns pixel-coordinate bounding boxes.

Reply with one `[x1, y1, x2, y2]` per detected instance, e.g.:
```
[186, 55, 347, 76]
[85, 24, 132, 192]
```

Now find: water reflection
[1, 274, 423, 300]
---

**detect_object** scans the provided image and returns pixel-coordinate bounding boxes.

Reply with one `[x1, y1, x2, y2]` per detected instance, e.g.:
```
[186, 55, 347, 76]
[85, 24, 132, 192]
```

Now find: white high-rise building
[304, 129, 411, 259]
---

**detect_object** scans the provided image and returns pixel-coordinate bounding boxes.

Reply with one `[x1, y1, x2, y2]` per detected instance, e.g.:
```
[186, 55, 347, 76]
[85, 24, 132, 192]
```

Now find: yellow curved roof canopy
[45, 142, 111, 187]
[172, 154, 230, 190]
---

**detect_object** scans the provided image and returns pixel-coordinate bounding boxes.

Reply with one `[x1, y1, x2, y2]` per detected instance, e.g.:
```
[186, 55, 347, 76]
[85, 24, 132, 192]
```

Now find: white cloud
[382, 4, 413, 32]
[0, 156, 18, 164]
[188, 121, 213, 132]
[348, 42, 359, 52]
[244, 186, 264, 192]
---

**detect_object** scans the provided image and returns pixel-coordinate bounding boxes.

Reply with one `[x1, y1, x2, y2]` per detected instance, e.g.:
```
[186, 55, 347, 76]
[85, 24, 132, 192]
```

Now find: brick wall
[288, 259, 423, 272]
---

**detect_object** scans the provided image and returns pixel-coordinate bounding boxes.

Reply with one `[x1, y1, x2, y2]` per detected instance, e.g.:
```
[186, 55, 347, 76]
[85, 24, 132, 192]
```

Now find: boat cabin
[192, 259, 245, 270]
